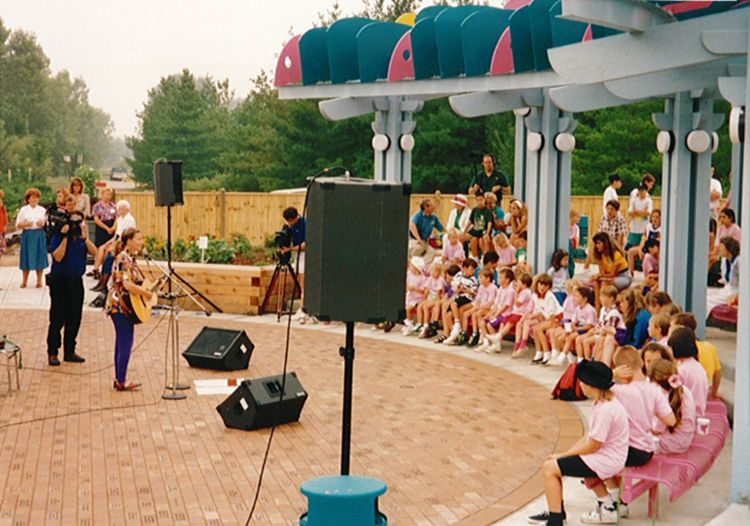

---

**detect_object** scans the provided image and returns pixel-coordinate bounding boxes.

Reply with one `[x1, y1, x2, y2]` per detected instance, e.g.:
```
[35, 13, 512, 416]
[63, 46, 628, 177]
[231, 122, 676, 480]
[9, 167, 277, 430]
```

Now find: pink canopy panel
[387, 31, 415, 82]
[274, 34, 302, 88]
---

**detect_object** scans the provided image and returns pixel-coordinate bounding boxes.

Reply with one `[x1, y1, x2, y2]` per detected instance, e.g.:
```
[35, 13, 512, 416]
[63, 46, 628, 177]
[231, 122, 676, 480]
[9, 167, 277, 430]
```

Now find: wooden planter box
[139, 261, 303, 315]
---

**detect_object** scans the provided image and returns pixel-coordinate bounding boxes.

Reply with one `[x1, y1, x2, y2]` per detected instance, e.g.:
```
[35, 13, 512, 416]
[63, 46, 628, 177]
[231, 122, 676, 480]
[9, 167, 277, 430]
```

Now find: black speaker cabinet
[182, 327, 254, 371]
[153, 160, 184, 206]
[216, 372, 308, 431]
[304, 177, 410, 323]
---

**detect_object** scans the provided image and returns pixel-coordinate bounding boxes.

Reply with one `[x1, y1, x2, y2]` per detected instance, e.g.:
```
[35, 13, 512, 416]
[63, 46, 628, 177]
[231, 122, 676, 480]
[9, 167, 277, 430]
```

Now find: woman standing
[91, 187, 116, 247]
[70, 177, 91, 218]
[15, 188, 48, 288]
[107, 228, 151, 391]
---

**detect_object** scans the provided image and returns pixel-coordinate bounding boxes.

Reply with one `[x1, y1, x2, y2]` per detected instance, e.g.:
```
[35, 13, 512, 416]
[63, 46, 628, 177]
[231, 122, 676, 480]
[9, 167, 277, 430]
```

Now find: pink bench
[620, 403, 730, 520]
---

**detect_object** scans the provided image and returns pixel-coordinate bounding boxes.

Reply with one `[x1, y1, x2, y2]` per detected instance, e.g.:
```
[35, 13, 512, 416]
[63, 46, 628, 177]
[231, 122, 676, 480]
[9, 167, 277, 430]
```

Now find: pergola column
[513, 109, 528, 201]
[730, 141, 744, 223]
[653, 92, 722, 337]
[372, 97, 421, 183]
[524, 90, 576, 274]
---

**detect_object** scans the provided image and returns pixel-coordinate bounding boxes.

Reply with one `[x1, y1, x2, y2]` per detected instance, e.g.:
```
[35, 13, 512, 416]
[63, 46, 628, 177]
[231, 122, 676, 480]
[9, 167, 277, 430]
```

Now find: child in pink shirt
[668, 327, 709, 417]
[410, 262, 446, 336]
[479, 268, 516, 353]
[492, 272, 533, 354]
[529, 360, 629, 526]
[403, 257, 426, 332]
[551, 286, 597, 364]
[492, 233, 516, 268]
[464, 268, 497, 346]
[441, 228, 466, 268]
[648, 358, 696, 454]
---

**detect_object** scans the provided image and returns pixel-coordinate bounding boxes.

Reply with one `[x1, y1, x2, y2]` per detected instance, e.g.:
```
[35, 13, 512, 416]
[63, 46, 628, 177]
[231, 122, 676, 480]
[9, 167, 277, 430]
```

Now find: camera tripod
[260, 256, 301, 321]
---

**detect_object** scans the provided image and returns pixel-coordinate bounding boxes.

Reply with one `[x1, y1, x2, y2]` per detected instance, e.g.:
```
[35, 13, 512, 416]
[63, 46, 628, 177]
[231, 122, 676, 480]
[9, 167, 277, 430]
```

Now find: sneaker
[568, 353, 577, 365]
[443, 334, 458, 345]
[581, 502, 617, 524]
[541, 352, 551, 366]
[382, 321, 395, 333]
[531, 351, 544, 364]
[556, 352, 567, 365]
[293, 308, 306, 322]
[401, 325, 412, 336]
[486, 341, 503, 354]
[455, 332, 468, 346]
[617, 502, 629, 518]
[550, 349, 560, 362]
[467, 333, 480, 347]
[422, 324, 438, 339]
[527, 509, 566, 524]
[433, 332, 447, 343]
[410, 324, 423, 335]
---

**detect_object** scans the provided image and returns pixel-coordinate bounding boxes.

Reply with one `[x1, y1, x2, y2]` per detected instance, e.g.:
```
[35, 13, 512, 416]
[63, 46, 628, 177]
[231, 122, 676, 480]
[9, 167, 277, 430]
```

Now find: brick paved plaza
[0, 309, 582, 525]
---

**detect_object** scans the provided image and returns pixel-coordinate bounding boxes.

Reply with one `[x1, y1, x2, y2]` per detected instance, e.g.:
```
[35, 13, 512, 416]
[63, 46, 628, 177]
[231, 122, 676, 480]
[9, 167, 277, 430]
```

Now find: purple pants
[111, 312, 134, 384]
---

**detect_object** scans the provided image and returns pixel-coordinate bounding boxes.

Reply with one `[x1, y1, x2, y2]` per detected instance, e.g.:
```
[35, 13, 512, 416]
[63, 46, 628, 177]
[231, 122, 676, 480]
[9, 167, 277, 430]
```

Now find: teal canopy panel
[415, 5, 447, 23]
[411, 17, 441, 80]
[460, 8, 513, 77]
[327, 18, 373, 84]
[509, 6, 535, 73]
[527, 0, 555, 71]
[434, 5, 486, 78]
[300, 28, 330, 86]
[549, 1, 589, 48]
[357, 22, 410, 83]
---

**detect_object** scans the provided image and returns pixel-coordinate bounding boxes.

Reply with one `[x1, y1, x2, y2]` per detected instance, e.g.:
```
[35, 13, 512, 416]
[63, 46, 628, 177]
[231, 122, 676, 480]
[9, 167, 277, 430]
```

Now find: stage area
[0, 309, 582, 525]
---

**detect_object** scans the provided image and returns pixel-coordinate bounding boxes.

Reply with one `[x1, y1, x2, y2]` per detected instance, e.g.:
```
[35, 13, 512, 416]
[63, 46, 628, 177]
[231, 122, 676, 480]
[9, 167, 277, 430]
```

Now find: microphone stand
[144, 255, 210, 401]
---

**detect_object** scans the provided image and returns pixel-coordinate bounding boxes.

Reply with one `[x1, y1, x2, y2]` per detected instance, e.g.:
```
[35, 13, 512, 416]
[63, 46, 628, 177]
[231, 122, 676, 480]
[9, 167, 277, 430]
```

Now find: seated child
[550, 286, 596, 365]
[575, 285, 624, 363]
[547, 249, 569, 305]
[492, 233, 516, 269]
[421, 264, 461, 339]
[440, 258, 479, 344]
[402, 257, 426, 334]
[441, 228, 466, 268]
[462, 268, 498, 346]
[648, 358, 697, 455]
[670, 312, 722, 399]
[519, 274, 563, 362]
[667, 327, 709, 417]
[647, 312, 671, 348]
[467, 194, 493, 258]
[528, 360, 629, 526]
[514, 232, 531, 275]
[477, 268, 516, 353]
[641, 342, 674, 373]
[409, 262, 446, 336]
[641, 239, 660, 291]
[489, 271, 533, 354]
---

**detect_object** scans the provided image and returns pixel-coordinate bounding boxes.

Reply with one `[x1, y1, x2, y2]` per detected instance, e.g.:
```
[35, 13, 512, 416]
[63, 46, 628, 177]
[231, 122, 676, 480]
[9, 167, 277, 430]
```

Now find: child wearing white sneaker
[578, 347, 676, 522]
[478, 268, 515, 352]
[528, 360, 629, 526]
[464, 268, 497, 347]
[402, 257, 426, 335]
[414, 262, 446, 337]
[552, 286, 596, 364]
[576, 285, 623, 362]
[441, 258, 479, 345]
[546, 279, 580, 363]
[495, 272, 533, 356]
[520, 274, 563, 363]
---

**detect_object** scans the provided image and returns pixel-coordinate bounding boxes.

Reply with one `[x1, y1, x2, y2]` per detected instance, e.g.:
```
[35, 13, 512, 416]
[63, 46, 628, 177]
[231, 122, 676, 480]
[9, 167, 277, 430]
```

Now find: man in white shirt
[709, 165, 722, 220]
[602, 174, 622, 215]
[627, 184, 653, 248]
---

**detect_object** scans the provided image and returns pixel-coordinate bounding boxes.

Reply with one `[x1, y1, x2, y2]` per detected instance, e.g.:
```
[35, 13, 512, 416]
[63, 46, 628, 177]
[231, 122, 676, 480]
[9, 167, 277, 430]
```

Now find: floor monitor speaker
[182, 327, 254, 371]
[153, 160, 184, 206]
[304, 177, 410, 323]
[216, 372, 307, 431]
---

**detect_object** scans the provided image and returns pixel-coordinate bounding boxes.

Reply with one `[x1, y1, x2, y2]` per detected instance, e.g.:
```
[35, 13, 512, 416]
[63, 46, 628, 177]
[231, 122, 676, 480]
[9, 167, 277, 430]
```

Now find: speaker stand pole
[164, 205, 188, 394]
[339, 321, 355, 475]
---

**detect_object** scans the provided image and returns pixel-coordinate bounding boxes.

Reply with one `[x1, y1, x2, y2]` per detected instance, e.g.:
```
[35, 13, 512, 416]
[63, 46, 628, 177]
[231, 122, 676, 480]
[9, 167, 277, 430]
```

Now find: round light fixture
[554, 133, 576, 152]
[686, 130, 711, 153]
[513, 107, 531, 116]
[729, 106, 744, 145]
[711, 131, 719, 154]
[399, 134, 415, 152]
[371, 134, 390, 152]
[527, 132, 544, 152]
[656, 131, 673, 154]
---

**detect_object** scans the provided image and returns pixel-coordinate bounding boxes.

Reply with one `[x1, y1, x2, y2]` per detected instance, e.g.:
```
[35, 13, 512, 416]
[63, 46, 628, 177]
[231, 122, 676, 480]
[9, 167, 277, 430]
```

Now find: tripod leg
[260, 266, 281, 315]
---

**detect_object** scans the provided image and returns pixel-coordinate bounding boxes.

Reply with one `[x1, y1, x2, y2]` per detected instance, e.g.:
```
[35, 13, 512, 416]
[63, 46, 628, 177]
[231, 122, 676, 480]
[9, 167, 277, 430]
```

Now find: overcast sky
[2, 1, 507, 138]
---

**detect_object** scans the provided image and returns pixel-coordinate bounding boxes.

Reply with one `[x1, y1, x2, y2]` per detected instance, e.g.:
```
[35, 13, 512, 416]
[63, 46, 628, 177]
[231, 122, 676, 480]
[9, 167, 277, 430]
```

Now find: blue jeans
[111, 312, 134, 383]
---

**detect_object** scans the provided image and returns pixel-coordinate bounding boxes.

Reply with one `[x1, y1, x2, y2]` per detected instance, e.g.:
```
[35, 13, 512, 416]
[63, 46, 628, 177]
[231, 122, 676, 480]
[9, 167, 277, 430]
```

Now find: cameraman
[46, 199, 97, 366]
[279, 207, 309, 322]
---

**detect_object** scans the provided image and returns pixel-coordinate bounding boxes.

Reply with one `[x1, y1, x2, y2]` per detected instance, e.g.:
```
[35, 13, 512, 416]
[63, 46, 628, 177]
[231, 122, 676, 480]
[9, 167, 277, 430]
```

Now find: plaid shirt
[598, 213, 627, 240]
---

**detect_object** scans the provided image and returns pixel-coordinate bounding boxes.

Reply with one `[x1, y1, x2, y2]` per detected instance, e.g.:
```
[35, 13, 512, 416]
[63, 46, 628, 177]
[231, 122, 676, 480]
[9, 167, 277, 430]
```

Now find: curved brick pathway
[0, 309, 582, 525]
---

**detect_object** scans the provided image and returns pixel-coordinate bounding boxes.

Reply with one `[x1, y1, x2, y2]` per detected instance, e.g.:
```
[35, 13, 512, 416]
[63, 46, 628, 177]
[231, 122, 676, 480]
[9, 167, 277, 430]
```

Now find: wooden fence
[118, 190, 661, 247]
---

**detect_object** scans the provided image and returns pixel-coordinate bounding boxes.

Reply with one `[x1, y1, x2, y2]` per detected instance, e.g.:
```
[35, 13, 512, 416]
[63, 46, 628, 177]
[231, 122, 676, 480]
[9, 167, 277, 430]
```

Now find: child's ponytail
[648, 358, 683, 432]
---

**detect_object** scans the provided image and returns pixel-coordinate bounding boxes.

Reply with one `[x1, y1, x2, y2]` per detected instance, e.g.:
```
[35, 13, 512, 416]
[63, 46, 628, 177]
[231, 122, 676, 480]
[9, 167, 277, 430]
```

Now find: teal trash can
[300, 475, 387, 526]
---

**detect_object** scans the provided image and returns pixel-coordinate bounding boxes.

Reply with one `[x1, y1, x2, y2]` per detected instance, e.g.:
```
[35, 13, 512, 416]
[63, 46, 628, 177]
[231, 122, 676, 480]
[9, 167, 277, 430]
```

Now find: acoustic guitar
[123, 276, 167, 324]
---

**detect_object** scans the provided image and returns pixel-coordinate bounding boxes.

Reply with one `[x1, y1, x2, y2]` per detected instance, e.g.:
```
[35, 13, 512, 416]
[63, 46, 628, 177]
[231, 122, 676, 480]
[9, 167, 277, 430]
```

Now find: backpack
[551, 362, 587, 401]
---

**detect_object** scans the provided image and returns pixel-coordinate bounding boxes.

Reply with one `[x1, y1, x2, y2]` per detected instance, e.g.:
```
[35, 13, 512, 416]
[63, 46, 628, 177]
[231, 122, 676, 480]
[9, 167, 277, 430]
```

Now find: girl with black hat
[528, 360, 629, 526]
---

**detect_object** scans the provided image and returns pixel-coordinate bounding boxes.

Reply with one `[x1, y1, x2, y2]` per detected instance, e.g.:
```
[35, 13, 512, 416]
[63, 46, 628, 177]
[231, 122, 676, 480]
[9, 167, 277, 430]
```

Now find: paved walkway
[0, 265, 740, 525]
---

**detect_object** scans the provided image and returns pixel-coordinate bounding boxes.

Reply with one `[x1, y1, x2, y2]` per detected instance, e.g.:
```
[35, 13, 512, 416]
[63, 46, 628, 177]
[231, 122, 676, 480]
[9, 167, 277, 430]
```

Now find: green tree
[126, 69, 228, 185]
